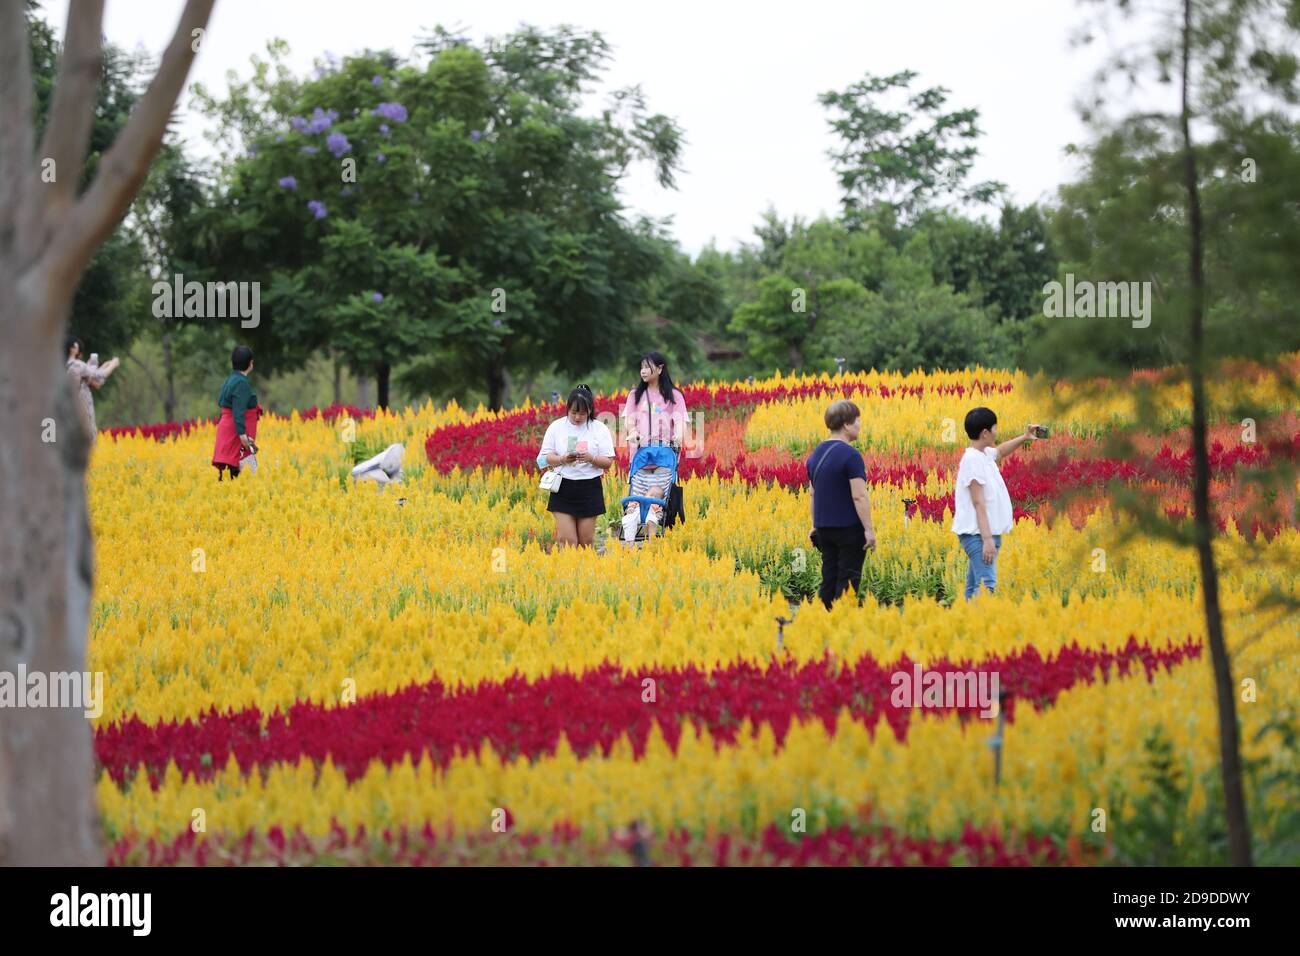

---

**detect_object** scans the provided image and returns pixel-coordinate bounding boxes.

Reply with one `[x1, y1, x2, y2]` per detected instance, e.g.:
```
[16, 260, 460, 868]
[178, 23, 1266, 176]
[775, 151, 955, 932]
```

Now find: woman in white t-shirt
[539, 385, 616, 548]
[952, 406, 1046, 600]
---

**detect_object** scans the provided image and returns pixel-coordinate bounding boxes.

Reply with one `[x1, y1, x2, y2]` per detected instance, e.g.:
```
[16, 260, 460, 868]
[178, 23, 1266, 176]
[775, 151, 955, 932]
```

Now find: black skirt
[547, 475, 606, 518]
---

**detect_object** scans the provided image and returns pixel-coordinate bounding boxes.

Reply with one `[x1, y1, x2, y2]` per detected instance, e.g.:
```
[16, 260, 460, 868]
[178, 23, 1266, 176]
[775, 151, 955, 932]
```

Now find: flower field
[88, 364, 1300, 865]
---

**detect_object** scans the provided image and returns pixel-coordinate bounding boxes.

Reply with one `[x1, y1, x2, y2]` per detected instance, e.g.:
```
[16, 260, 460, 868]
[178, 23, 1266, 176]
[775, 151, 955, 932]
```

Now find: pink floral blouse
[66, 358, 108, 441]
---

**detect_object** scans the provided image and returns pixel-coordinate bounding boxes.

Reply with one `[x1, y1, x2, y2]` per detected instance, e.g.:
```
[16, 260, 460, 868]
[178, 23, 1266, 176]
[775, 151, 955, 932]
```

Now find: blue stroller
[618, 444, 682, 544]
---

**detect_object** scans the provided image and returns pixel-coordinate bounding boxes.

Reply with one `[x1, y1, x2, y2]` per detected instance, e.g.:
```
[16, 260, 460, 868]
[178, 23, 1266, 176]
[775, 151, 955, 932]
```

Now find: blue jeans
[958, 533, 1001, 601]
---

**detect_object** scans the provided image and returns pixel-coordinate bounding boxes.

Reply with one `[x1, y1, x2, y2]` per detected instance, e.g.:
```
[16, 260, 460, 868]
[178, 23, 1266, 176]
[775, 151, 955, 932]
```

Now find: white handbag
[539, 469, 562, 492]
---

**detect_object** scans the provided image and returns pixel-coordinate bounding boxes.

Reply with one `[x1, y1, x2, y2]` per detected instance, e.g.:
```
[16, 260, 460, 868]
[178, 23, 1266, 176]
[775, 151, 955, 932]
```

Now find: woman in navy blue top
[806, 399, 877, 609]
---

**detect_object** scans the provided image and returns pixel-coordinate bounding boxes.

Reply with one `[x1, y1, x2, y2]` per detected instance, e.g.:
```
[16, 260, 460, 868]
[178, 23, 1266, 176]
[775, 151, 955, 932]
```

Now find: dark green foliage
[726, 216, 1013, 374]
[27, 5, 155, 360]
[190, 26, 685, 410]
[1104, 722, 1300, 866]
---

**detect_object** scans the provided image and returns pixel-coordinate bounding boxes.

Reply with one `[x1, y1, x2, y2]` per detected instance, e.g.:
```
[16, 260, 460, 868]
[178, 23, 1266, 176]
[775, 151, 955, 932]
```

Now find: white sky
[37, 0, 1118, 255]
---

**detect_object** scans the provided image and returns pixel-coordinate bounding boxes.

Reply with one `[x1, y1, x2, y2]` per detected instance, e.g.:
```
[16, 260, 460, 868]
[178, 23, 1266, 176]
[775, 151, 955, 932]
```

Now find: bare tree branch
[124, 351, 167, 410]
[0, 0, 37, 258]
[28, 0, 105, 227]
[37, 0, 214, 320]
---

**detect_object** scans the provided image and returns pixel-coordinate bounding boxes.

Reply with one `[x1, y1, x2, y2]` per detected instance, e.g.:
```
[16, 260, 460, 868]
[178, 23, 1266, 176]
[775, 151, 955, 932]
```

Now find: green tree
[727, 215, 1008, 374]
[727, 216, 887, 371]
[28, 4, 156, 359]
[129, 144, 209, 421]
[731, 272, 870, 371]
[1027, 0, 1300, 866]
[629, 237, 724, 375]
[918, 203, 1058, 325]
[192, 26, 683, 410]
[820, 70, 1005, 225]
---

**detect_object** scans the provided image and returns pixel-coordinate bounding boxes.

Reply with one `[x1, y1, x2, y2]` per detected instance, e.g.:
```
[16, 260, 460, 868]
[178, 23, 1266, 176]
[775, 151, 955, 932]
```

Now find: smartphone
[1033, 425, 1050, 439]
[89, 353, 99, 366]
[566, 436, 578, 454]
[576, 440, 589, 455]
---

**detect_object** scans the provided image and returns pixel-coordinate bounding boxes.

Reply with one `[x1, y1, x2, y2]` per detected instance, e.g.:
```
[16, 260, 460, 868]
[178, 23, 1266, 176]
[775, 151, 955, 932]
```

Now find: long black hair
[634, 351, 678, 407]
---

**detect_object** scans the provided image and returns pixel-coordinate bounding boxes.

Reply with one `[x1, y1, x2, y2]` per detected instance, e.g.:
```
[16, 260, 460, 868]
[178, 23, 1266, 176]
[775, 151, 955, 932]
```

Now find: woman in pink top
[619, 352, 688, 541]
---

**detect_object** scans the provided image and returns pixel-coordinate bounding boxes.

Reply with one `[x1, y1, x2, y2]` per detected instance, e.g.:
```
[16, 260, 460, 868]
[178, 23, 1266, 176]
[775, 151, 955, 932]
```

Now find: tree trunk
[1180, 0, 1251, 867]
[162, 319, 175, 422]
[376, 361, 390, 411]
[0, 0, 215, 866]
[487, 356, 509, 412]
[332, 352, 341, 406]
[0, 309, 101, 865]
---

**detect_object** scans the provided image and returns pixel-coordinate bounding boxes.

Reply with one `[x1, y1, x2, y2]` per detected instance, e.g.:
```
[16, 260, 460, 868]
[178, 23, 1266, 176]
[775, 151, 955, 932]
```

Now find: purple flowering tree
[194, 24, 683, 409]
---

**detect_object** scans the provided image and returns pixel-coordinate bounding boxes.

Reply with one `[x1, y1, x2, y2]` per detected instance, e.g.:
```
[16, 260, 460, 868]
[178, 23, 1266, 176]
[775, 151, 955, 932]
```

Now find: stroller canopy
[628, 444, 678, 474]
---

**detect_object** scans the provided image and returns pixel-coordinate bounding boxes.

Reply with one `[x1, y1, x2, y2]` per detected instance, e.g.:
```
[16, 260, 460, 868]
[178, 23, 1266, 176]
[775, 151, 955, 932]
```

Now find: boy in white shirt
[951, 407, 1046, 600]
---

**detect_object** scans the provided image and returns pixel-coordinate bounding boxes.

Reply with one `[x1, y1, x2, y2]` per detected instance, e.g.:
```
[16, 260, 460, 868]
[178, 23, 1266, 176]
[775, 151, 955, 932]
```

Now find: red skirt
[212, 406, 260, 469]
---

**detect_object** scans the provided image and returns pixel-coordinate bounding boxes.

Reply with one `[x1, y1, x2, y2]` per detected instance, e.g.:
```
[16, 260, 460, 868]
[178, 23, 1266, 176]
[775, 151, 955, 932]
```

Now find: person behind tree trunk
[212, 345, 260, 481]
[64, 335, 120, 444]
[619, 351, 688, 541]
[806, 399, 877, 609]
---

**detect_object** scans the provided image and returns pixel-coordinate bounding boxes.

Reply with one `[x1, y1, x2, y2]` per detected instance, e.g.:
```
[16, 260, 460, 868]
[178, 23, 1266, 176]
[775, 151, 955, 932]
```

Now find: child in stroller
[618, 352, 690, 543]
[619, 444, 679, 543]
